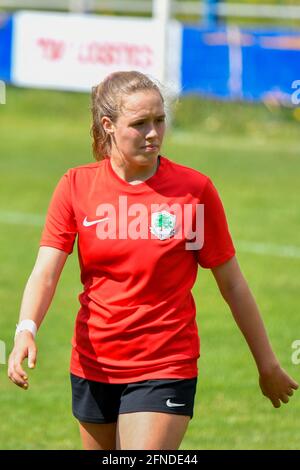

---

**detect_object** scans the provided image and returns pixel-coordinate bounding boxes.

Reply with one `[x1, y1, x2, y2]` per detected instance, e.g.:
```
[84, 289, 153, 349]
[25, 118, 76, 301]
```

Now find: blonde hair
[91, 71, 164, 161]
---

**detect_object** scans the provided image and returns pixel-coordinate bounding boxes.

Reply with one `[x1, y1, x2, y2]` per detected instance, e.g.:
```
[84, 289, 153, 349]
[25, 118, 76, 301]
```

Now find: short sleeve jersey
[40, 156, 235, 383]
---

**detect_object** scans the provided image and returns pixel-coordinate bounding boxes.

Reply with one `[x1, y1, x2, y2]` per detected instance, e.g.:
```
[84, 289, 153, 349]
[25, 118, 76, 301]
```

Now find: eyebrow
[130, 114, 166, 122]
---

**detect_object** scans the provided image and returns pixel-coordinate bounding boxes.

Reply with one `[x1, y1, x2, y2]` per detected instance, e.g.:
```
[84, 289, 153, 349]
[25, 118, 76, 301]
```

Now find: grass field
[0, 86, 299, 449]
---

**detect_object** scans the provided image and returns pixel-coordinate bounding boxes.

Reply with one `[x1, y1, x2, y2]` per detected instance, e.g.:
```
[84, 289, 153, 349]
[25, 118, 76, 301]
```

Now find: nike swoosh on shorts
[166, 399, 186, 407]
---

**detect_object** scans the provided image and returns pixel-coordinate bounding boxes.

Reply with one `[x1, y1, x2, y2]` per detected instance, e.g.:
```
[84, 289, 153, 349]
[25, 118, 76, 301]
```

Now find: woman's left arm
[211, 256, 298, 408]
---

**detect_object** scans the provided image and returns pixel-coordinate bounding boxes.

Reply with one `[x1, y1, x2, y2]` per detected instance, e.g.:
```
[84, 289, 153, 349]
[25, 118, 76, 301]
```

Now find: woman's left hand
[259, 364, 299, 408]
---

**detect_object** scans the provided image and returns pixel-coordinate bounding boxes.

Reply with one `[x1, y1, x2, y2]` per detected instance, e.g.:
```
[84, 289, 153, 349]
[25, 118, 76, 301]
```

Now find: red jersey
[40, 156, 235, 383]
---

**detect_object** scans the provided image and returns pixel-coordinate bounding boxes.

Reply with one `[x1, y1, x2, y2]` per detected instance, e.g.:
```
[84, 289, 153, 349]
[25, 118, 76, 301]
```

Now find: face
[102, 90, 166, 167]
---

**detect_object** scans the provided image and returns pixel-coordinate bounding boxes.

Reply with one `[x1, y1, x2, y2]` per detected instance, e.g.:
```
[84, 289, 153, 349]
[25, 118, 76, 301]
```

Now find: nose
[145, 123, 159, 140]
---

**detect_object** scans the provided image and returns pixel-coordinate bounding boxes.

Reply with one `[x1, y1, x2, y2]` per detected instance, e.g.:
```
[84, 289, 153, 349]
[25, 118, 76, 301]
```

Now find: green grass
[0, 86, 299, 449]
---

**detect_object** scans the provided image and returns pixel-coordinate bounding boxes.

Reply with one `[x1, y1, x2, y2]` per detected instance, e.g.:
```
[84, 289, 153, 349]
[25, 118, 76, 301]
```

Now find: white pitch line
[0, 211, 299, 259]
[237, 241, 300, 260]
[0, 211, 45, 226]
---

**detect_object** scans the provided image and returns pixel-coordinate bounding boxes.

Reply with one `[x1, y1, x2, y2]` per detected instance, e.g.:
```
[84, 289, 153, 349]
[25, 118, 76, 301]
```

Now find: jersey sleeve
[197, 178, 235, 268]
[39, 171, 77, 254]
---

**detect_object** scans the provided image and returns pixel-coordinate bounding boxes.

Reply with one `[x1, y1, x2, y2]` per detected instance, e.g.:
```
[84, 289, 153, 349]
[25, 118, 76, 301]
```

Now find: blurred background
[0, 0, 299, 450]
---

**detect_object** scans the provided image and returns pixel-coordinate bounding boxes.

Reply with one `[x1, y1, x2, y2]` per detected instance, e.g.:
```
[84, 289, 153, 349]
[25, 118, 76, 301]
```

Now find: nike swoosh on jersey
[166, 399, 186, 407]
[83, 216, 109, 227]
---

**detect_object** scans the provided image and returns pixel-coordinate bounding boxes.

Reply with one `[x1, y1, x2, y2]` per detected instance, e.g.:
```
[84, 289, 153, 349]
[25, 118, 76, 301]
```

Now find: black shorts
[70, 373, 198, 424]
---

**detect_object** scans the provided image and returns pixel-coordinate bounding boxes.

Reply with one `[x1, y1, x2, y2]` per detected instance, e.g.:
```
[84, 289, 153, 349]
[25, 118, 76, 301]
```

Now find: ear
[101, 116, 115, 135]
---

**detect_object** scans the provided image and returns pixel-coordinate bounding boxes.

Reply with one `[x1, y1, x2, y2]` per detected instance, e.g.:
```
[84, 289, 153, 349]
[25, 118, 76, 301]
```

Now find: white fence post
[0, 80, 6, 104]
[152, 0, 171, 86]
[227, 26, 243, 99]
[69, 0, 88, 13]
[0, 340, 6, 364]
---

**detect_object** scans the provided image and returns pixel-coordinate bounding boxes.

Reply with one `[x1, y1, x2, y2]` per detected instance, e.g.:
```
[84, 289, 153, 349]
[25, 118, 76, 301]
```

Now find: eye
[132, 121, 145, 127]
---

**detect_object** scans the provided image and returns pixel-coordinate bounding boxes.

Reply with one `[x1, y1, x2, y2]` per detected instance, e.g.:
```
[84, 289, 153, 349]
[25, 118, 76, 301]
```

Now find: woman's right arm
[8, 246, 69, 390]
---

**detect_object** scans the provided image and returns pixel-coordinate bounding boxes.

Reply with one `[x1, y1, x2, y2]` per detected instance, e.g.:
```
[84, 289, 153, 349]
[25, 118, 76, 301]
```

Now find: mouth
[142, 144, 159, 151]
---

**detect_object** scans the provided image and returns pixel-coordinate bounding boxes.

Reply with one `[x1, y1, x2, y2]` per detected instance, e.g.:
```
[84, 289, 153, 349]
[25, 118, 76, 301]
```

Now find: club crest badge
[150, 211, 176, 240]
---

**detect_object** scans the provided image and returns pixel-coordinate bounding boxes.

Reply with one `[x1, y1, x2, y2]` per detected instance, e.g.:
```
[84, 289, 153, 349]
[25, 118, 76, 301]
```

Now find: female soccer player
[8, 71, 298, 450]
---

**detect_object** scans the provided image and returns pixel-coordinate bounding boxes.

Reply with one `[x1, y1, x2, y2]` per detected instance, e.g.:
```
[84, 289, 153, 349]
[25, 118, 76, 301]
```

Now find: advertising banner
[11, 11, 181, 94]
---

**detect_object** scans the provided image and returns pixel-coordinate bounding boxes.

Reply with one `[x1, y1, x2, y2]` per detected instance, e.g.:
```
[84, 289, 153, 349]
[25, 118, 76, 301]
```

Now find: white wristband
[15, 320, 37, 341]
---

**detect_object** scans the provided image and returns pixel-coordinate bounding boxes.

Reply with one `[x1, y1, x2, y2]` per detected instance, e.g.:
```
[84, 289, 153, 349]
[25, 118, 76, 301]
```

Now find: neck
[109, 156, 159, 184]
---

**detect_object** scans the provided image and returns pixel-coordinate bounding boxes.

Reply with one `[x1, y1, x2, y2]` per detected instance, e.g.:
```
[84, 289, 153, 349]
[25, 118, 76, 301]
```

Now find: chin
[134, 153, 159, 165]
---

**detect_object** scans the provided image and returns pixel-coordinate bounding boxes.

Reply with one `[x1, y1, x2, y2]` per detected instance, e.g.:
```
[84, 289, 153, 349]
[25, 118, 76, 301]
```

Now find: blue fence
[0, 14, 12, 82]
[182, 25, 300, 102]
[182, 26, 230, 98]
[242, 29, 300, 101]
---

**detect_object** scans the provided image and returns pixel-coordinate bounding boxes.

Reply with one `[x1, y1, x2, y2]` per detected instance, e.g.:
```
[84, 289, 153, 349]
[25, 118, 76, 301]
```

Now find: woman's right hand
[7, 247, 68, 390]
[8, 331, 37, 390]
